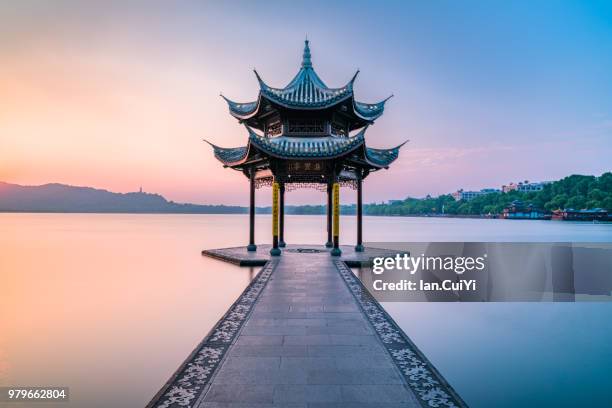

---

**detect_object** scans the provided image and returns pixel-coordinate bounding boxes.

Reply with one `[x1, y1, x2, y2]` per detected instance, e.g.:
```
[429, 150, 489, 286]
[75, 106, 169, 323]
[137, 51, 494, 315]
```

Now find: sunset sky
[1, 1, 611, 205]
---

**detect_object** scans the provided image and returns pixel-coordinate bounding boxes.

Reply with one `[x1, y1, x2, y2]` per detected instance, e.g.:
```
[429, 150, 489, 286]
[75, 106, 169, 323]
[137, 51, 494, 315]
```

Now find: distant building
[552, 208, 609, 222]
[452, 188, 500, 202]
[502, 182, 518, 193]
[502, 180, 551, 193]
[502, 200, 550, 220]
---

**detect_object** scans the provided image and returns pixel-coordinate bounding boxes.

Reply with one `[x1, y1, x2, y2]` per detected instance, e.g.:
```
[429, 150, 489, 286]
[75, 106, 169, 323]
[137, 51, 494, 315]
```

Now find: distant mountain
[0, 182, 247, 214]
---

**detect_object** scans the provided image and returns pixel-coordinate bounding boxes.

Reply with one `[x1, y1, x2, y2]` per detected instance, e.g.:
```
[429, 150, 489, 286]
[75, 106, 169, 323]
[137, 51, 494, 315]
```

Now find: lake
[0, 213, 610, 407]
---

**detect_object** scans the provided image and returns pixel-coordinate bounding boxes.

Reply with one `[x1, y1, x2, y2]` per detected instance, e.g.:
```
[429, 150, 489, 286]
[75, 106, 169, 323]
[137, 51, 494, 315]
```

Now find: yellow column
[270, 182, 281, 256]
[331, 182, 342, 256]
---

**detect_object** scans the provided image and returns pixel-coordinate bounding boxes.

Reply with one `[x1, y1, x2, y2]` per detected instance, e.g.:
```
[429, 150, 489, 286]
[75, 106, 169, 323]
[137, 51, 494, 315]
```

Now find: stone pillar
[355, 174, 364, 252]
[270, 181, 281, 256]
[331, 182, 342, 257]
[247, 169, 257, 252]
[279, 183, 286, 247]
[325, 182, 333, 247]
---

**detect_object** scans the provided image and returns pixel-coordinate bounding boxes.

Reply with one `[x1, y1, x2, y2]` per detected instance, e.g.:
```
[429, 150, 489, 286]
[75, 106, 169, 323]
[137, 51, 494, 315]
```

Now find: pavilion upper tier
[207, 40, 407, 179]
[221, 40, 393, 132]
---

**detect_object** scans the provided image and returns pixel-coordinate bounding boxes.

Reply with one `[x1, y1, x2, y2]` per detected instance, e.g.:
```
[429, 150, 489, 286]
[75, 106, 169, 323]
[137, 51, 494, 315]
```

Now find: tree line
[363, 173, 612, 216]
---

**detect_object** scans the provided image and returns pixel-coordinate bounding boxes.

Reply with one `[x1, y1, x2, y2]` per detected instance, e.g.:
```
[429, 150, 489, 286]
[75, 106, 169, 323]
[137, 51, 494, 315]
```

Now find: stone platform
[202, 244, 402, 267]
[149, 247, 467, 408]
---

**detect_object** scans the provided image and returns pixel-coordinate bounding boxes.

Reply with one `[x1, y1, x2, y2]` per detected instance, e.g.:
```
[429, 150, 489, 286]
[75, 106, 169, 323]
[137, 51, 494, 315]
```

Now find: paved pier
[201, 244, 403, 267]
[149, 247, 467, 408]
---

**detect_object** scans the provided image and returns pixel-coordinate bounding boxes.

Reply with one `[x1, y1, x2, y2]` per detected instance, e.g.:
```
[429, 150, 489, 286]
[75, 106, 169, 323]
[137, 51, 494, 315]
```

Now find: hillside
[2, 173, 610, 216]
[0, 182, 245, 214]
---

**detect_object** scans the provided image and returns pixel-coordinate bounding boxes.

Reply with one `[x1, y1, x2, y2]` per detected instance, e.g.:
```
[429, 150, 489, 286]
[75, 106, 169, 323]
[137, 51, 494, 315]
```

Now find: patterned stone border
[334, 260, 469, 408]
[147, 259, 278, 408]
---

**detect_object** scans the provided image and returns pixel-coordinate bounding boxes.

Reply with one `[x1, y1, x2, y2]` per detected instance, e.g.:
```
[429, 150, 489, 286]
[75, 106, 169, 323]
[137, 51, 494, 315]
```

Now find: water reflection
[383, 302, 612, 408]
[0, 214, 253, 408]
[0, 214, 610, 407]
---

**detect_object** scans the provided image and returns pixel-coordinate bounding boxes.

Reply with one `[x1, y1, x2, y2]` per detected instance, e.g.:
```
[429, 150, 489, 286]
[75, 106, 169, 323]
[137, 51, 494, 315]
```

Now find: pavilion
[206, 40, 406, 256]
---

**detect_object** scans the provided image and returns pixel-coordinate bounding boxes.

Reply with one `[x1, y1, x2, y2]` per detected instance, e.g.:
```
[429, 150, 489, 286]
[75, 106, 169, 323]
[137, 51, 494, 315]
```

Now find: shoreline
[1, 210, 610, 222]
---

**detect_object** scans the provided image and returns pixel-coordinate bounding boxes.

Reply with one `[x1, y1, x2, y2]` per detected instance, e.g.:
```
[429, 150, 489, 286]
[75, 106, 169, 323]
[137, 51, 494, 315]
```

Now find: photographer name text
[370, 253, 487, 292]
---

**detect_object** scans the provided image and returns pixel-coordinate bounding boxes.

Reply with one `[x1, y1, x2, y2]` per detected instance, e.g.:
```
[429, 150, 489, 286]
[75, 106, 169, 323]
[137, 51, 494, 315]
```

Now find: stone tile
[323, 304, 359, 312]
[307, 345, 386, 358]
[309, 312, 364, 320]
[204, 384, 274, 403]
[306, 403, 416, 408]
[280, 357, 336, 371]
[201, 403, 306, 408]
[236, 335, 284, 346]
[283, 335, 332, 346]
[273, 385, 342, 404]
[230, 345, 308, 357]
[242, 325, 307, 336]
[306, 325, 373, 335]
[307, 368, 404, 385]
[290, 305, 325, 312]
[340, 385, 415, 403]
[329, 334, 379, 346]
[324, 319, 368, 328]
[333, 356, 392, 369]
[214, 368, 307, 385]
[251, 311, 310, 319]
[221, 356, 280, 370]
[286, 318, 327, 326]
[246, 318, 288, 326]
[255, 304, 291, 312]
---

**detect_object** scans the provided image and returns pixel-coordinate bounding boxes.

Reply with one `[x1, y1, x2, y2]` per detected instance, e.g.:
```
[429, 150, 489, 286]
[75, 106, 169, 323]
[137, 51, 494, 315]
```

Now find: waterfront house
[552, 208, 610, 221]
[502, 200, 551, 220]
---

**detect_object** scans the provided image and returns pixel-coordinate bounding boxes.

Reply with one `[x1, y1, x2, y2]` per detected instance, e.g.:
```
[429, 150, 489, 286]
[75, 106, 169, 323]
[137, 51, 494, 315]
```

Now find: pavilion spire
[302, 39, 312, 68]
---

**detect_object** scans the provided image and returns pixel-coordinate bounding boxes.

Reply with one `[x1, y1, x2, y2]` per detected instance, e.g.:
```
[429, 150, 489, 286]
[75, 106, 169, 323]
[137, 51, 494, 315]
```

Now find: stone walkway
[199, 250, 421, 407]
[149, 247, 467, 408]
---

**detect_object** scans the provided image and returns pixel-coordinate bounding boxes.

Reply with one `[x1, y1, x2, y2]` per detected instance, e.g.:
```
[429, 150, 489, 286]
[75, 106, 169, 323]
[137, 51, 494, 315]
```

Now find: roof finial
[302, 38, 312, 68]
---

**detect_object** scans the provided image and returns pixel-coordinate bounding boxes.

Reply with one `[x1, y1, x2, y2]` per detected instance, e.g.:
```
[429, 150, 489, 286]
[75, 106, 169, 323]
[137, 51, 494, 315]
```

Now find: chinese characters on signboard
[288, 161, 323, 173]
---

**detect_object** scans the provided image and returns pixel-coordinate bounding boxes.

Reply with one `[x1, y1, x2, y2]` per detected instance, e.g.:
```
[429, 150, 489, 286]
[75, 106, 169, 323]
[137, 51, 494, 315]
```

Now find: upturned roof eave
[204, 139, 255, 168]
[250, 143, 363, 161]
[246, 126, 368, 161]
[240, 93, 383, 125]
[352, 95, 393, 122]
[352, 104, 384, 122]
[258, 90, 354, 111]
[362, 140, 408, 168]
[224, 94, 264, 121]
[225, 91, 358, 120]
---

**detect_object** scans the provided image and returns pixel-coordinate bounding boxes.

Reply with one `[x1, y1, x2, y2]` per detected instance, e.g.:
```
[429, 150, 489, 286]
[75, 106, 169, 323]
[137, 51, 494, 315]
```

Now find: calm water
[0, 214, 611, 407]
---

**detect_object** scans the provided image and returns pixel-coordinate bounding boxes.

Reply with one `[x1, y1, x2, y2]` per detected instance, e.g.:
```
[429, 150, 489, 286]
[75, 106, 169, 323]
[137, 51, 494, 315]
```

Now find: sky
[1, 0, 611, 205]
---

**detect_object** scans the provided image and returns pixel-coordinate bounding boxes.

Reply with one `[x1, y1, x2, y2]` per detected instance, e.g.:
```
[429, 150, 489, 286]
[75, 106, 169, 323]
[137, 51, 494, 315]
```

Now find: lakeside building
[502, 200, 551, 220]
[452, 180, 552, 201]
[552, 208, 610, 221]
[502, 180, 551, 193]
[452, 188, 500, 201]
[206, 40, 405, 255]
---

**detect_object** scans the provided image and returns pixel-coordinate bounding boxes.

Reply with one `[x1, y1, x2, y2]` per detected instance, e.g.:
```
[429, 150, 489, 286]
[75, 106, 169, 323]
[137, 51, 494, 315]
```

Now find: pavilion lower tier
[246, 174, 365, 257]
